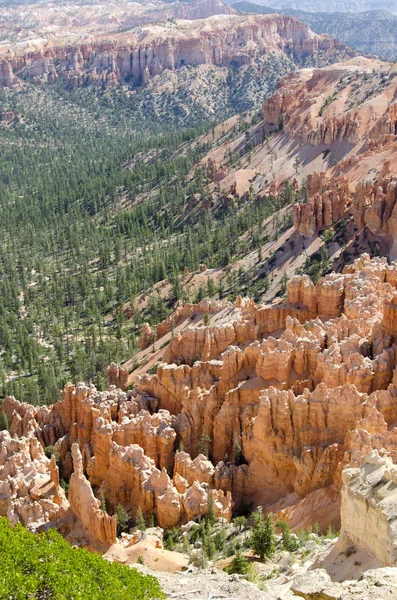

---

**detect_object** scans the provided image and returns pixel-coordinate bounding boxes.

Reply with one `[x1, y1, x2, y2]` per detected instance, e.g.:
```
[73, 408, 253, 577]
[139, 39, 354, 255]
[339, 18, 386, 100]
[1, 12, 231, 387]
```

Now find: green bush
[134, 507, 147, 532]
[0, 517, 165, 599]
[45, 445, 60, 462]
[226, 550, 251, 575]
[276, 520, 298, 552]
[202, 534, 216, 560]
[213, 528, 228, 551]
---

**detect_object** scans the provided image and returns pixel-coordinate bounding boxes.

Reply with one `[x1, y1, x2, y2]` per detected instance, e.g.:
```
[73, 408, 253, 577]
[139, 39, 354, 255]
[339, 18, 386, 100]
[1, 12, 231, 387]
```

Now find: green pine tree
[135, 507, 147, 532]
[115, 504, 129, 536]
[0, 410, 8, 432]
[277, 520, 298, 552]
[227, 550, 250, 575]
[250, 510, 276, 559]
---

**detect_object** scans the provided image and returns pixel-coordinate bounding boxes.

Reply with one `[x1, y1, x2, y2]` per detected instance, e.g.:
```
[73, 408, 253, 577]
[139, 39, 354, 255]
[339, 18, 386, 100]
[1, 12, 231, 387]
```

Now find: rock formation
[106, 362, 129, 389]
[0, 15, 353, 88]
[68, 443, 117, 546]
[289, 449, 397, 599]
[7, 255, 397, 544]
[262, 61, 397, 241]
[0, 429, 66, 529]
[137, 323, 154, 350]
[338, 450, 397, 567]
[1, 381, 231, 538]
[134, 254, 397, 524]
[292, 568, 397, 600]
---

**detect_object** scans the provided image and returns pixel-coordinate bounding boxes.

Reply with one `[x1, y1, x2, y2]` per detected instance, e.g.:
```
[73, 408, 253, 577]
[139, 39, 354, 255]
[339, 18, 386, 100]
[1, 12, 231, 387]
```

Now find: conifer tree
[135, 507, 147, 532]
[250, 509, 276, 559]
[0, 410, 8, 432]
[115, 504, 129, 536]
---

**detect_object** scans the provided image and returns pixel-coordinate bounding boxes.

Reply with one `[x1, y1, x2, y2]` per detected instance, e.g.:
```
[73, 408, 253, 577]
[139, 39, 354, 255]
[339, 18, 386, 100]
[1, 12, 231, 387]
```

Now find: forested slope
[0, 59, 301, 404]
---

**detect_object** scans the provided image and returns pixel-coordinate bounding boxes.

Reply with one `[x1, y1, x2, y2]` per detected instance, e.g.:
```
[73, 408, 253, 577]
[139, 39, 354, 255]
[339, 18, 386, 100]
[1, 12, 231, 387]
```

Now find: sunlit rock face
[6, 255, 397, 539]
[0, 14, 352, 87]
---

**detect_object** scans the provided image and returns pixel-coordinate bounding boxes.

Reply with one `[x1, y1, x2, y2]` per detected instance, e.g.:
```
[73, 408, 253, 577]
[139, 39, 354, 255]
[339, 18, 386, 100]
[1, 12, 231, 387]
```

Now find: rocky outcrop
[123, 0, 236, 28]
[294, 172, 397, 238]
[106, 362, 129, 389]
[156, 298, 227, 340]
[292, 568, 397, 600]
[137, 323, 154, 350]
[1, 380, 231, 535]
[293, 173, 351, 237]
[68, 443, 117, 546]
[338, 450, 397, 567]
[263, 64, 392, 148]
[136, 255, 397, 521]
[0, 15, 352, 87]
[0, 429, 66, 529]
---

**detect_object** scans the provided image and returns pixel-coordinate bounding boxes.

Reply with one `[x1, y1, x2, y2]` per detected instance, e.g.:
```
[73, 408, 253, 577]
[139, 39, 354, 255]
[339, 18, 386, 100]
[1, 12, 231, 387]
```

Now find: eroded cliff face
[266, 61, 397, 240]
[0, 428, 66, 529]
[0, 14, 352, 87]
[293, 172, 397, 239]
[6, 255, 397, 541]
[135, 254, 397, 527]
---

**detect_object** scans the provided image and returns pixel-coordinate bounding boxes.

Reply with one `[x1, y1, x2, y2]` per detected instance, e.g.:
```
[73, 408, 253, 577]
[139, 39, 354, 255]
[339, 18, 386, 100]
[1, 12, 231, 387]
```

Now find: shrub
[233, 515, 247, 534]
[44, 445, 60, 462]
[278, 113, 284, 131]
[324, 524, 339, 539]
[213, 528, 227, 551]
[0, 517, 165, 599]
[189, 549, 208, 569]
[198, 433, 211, 458]
[226, 550, 251, 575]
[163, 527, 180, 550]
[147, 363, 159, 375]
[202, 535, 216, 560]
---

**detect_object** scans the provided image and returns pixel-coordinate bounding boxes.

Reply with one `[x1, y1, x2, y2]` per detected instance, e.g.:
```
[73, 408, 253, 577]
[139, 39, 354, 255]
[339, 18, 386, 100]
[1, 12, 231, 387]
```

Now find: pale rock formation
[0, 15, 351, 88]
[106, 362, 129, 388]
[292, 568, 397, 600]
[156, 297, 227, 340]
[0, 380, 231, 534]
[293, 174, 350, 237]
[264, 63, 397, 240]
[338, 451, 397, 566]
[136, 256, 397, 519]
[0, 429, 66, 529]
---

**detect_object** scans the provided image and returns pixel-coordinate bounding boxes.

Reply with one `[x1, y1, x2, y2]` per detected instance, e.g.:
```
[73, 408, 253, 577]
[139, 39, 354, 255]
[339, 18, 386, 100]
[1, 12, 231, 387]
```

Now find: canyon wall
[262, 62, 397, 240]
[0, 15, 352, 87]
